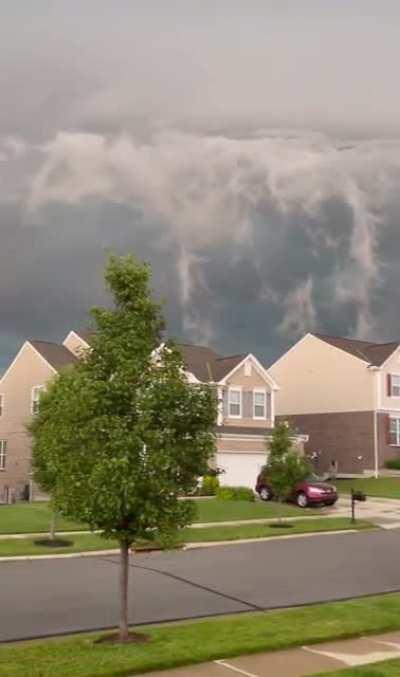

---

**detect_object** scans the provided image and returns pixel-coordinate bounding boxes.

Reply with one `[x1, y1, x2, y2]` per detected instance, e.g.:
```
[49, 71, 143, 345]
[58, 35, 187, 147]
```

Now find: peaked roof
[30, 340, 78, 371]
[314, 334, 399, 367]
[72, 331, 261, 384]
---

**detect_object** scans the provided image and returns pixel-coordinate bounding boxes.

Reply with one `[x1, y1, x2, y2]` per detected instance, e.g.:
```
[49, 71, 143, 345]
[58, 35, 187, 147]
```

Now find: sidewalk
[142, 630, 400, 676]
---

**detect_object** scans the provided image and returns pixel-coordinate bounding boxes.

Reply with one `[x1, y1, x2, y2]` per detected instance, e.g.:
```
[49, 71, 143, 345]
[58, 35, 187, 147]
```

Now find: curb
[0, 528, 361, 561]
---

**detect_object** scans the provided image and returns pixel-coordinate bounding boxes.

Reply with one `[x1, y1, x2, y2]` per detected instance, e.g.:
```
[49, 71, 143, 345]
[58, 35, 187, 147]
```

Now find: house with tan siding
[269, 333, 400, 476]
[1, 329, 300, 501]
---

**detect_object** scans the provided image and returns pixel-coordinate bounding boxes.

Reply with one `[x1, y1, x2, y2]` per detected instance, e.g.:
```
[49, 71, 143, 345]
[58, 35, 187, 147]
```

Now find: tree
[264, 421, 310, 520]
[30, 254, 217, 642]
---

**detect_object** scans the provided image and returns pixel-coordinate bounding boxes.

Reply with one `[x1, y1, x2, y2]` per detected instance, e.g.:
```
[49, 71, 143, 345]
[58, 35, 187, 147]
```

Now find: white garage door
[216, 453, 266, 489]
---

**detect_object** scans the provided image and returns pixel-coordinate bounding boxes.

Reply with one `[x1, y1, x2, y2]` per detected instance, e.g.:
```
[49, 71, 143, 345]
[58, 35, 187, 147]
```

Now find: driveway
[331, 495, 400, 526]
[2, 528, 400, 642]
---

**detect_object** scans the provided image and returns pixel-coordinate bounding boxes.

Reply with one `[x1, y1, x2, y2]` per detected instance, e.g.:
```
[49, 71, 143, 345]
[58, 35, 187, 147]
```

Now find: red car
[255, 472, 338, 508]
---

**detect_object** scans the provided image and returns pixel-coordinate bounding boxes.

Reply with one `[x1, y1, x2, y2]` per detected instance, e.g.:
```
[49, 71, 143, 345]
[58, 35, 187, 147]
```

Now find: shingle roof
[314, 334, 399, 366]
[29, 340, 78, 371]
[217, 425, 273, 436]
[70, 332, 251, 383]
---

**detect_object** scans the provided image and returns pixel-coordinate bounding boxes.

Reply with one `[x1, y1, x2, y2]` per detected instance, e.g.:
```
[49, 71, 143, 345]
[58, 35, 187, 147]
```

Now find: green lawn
[0, 518, 371, 557]
[335, 478, 400, 500]
[0, 502, 85, 534]
[0, 498, 318, 535]
[193, 497, 318, 522]
[3, 594, 400, 676]
[317, 659, 400, 676]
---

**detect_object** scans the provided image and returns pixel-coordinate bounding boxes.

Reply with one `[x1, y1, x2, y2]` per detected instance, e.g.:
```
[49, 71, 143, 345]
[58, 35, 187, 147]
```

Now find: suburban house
[0, 329, 303, 501]
[269, 332, 400, 477]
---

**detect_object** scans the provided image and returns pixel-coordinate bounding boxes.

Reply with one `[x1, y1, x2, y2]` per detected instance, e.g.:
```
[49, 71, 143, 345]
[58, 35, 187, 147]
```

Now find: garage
[216, 452, 267, 489]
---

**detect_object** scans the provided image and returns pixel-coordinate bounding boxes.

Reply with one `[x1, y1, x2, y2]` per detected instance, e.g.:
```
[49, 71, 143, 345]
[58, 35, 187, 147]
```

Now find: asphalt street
[2, 529, 400, 642]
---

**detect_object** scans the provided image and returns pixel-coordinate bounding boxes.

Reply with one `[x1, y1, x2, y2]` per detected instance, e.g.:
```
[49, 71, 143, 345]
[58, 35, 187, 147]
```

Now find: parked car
[255, 472, 338, 508]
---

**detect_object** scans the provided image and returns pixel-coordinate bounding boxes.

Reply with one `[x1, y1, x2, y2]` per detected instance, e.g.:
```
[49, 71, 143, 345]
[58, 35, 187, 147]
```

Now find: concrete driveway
[2, 528, 400, 642]
[330, 494, 400, 526]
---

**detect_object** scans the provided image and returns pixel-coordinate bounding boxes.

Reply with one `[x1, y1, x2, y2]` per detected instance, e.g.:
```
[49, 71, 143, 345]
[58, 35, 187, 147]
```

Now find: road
[2, 528, 400, 642]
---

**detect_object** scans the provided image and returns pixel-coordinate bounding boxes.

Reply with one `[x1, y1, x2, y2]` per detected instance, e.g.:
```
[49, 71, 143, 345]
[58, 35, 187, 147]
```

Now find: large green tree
[30, 254, 217, 642]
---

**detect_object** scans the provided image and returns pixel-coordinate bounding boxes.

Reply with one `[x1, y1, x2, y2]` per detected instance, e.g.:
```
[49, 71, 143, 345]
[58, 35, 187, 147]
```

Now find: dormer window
[228, 388, 242, 418]
[31, 385, 45, 415]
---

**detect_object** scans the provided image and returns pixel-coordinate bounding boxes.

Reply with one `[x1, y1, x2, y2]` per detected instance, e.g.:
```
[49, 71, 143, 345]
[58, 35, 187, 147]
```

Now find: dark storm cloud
[2, 1, 400, 372]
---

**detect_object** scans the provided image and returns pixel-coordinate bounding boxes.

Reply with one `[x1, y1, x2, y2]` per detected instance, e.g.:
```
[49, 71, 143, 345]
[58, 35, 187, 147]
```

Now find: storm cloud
[2, 1, 400, 371]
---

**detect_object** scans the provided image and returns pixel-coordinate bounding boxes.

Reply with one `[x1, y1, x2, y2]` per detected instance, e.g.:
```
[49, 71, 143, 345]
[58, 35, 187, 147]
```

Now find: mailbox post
[351, 489, 366, 523]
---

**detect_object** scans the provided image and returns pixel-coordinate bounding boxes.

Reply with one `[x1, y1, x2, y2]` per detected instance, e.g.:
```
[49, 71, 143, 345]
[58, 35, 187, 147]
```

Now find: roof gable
[29, 340, 78, 371]
[313, 333, 399, 367]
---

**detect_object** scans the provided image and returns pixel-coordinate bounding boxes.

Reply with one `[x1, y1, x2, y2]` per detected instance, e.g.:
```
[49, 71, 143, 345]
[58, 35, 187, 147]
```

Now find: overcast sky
[2, 1, 400, 371]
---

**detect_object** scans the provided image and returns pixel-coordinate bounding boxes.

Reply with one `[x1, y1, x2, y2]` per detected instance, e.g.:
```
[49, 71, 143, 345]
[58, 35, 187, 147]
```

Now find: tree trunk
[49, 511, 57, 541]
[119, 540, 131, 641]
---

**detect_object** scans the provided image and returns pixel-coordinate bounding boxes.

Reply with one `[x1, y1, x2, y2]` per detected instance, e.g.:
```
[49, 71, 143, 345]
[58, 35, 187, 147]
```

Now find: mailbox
[351, 488, 367, 522]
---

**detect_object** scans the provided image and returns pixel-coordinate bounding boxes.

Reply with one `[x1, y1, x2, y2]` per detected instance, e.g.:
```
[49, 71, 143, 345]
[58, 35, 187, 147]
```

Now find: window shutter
[222, 388, 228, 417]
[386, 415, 392, 445]
[266, 391, 272, 420]
[243, 390, 253, 418]
[387, 374, 392, 397]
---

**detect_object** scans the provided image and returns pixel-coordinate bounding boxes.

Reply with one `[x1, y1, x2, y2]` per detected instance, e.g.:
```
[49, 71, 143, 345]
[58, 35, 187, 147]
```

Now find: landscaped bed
[3, 594, 400, 676]
[0, 518, 373, 557]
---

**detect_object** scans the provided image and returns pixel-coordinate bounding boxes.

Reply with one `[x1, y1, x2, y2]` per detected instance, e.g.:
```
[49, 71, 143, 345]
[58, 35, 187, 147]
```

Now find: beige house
[0, 330, 294, 501]
[269, 333, 400, 476]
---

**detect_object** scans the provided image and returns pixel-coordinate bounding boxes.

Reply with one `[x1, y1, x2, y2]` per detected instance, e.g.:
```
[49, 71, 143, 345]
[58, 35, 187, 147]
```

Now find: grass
[335, 478, 400, 500]
[0, 498, 318, 536]
[0, 502, 85, 534]
[193, 497, 319, 522]
[4, 594, 400, 676]
[317, 659, 400, 676]
[0, 518, 371, 557]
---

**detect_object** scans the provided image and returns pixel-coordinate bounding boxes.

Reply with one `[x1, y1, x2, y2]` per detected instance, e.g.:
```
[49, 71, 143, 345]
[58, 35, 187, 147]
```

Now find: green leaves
[265, 421, 310, 502]
[30, 254, 217, 545]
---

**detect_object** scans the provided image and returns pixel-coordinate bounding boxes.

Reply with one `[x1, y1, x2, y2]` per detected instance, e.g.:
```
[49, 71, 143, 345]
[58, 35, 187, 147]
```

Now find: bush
[385, 458, 400, 470]
[200, 475, 220, 496]
[216, 486, 255, 502]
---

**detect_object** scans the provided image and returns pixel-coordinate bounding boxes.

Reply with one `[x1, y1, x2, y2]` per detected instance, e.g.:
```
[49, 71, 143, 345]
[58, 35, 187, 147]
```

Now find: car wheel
[259, 486, 271, 501]
[296, 492, 308, 508]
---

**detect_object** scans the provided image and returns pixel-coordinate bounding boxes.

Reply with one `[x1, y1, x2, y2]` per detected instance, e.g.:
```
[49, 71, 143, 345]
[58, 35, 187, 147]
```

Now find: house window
[228, 388, 242, 418]
[0, 440, 6, 470]
[31, 385, 45, 415]
[0, 394, 3, 416]
[391, 375, 400, 397]
[389, 417, 400, 446]
[253, 389, 266, 419]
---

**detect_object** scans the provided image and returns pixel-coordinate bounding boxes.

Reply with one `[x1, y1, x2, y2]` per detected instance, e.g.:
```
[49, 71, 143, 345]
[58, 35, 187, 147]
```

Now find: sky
[2, 1, 400, 371]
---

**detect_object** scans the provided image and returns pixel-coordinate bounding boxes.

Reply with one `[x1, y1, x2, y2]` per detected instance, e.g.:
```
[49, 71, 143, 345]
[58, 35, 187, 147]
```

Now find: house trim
[219, 354, 279, 390]
[63, 330, 91, 350]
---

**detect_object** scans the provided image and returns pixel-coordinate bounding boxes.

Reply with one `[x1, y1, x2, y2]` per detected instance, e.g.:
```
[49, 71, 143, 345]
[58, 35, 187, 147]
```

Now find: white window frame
[31, 385, 45, 415]
[0, 394, 4, 417]
[228, 387, 242, 418]
[390, 416, 400, 446]
[391, 374, 400, 397]
[253, 388, 267, 420]
[0, 440, 6, 470]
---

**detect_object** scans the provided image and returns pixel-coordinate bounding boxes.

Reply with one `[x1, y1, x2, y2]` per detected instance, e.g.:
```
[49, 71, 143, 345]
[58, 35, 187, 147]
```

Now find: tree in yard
[30, 254, 217, 642]
[264, 421, 310, 520]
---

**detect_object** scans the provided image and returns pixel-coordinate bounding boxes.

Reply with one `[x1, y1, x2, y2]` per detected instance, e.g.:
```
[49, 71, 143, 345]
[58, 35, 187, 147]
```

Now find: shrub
[385, 458, 400, 470]
[200, 475, 219, 496]
[216, 486, 255, 502]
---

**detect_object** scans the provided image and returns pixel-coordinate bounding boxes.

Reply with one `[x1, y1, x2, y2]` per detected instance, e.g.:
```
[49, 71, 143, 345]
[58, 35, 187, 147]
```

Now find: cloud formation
[27, 130, 400, 342]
